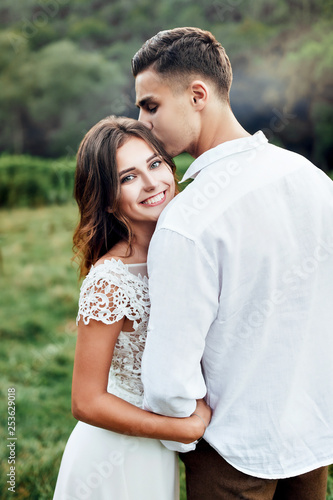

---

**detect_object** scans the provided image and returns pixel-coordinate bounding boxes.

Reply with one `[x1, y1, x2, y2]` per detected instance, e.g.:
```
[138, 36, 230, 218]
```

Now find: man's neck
[190, 105, 250, 159]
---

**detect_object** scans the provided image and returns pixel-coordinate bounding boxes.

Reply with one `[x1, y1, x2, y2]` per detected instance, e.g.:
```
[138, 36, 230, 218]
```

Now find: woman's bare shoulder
[95, 242, 146, 267]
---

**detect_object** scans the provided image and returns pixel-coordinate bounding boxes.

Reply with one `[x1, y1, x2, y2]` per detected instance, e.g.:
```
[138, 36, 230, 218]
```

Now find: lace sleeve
[76, 259, 150, 330]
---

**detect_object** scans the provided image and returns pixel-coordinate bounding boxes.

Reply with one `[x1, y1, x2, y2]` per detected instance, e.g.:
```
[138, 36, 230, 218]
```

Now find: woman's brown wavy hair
[73, 116, 177, 278]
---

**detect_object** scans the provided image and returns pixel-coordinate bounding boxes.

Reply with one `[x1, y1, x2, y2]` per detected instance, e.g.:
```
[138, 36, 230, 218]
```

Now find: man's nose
[138, 109, 153, 130]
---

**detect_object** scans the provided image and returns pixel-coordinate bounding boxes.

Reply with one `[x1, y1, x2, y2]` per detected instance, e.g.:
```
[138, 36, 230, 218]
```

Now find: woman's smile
[140, 190, 166, 206]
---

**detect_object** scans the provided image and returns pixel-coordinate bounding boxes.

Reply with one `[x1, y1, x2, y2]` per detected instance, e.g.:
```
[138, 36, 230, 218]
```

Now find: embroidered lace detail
[76, 259, 150, 406]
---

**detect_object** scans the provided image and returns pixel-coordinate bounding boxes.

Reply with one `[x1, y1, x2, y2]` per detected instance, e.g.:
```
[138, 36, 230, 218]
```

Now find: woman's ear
[106, 207, 113, 213]
[190, 80, 209, 110]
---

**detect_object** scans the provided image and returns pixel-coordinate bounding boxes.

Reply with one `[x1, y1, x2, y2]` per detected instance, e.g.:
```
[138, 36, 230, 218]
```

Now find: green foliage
[284, 26, 333, 98]
[174, 153, 192, 176]
[0, 0, 331, 168]
[0, 36, 128, 157]
[312, 103, 333, 171]
[174, 153, 193, 190]
[180, 460, 186, 500]
[328, 466, 333, 500]
[68, 17, 110, 43]
[0, 154, 76, 208]
[276, 25, 333, 170]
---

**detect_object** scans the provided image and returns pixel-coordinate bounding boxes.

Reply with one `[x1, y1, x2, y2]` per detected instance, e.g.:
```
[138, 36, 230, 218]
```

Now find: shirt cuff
[143, 395, 199, 452]
[160, 439, 198, 453]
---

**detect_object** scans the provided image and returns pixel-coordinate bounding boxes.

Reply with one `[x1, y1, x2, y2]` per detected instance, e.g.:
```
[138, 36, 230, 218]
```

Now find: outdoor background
[0, 0, 332, 498]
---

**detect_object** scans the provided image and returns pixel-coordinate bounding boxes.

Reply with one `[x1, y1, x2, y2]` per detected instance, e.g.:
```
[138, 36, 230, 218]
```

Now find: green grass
[0, 201, 332, 499]
[0, 203, 79, 499]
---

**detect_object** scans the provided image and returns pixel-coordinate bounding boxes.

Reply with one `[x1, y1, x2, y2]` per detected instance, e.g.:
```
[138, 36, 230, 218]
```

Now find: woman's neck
[104, 222, 156, 264]
[130, 224, 156, 262]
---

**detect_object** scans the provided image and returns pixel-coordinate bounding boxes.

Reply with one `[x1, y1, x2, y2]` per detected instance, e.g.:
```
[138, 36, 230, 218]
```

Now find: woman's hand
[187, 398, 212, 442]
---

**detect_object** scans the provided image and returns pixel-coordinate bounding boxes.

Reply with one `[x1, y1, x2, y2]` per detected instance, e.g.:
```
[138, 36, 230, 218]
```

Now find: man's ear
[190, 80, 209, 110]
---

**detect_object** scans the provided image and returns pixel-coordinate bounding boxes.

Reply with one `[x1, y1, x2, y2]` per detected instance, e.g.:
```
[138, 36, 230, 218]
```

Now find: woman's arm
[72, 318, 211, 444]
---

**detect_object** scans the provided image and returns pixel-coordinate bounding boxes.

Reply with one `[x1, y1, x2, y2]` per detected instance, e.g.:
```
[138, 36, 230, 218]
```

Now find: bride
[53, 116, 211, 500]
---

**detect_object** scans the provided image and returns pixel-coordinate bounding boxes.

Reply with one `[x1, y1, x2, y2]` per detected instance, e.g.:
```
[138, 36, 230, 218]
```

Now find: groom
[132, 27, 333, 499]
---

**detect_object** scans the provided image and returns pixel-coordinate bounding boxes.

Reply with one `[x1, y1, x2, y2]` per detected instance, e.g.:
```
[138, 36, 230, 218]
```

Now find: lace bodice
[76, 258, 150, 407]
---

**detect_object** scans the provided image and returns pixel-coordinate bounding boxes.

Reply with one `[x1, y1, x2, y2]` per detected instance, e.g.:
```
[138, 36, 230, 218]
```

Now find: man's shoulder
[156, 186, 196, 234]
[268, 143, 332, 184]
[157, 142, 332, 236]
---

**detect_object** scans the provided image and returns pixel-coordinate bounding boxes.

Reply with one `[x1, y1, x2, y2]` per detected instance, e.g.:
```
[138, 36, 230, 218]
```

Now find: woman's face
[116, 136, 176, 227]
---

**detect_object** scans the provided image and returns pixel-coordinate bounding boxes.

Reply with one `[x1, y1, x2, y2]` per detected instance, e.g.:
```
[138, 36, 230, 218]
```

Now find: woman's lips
[141, 191, 166, 206]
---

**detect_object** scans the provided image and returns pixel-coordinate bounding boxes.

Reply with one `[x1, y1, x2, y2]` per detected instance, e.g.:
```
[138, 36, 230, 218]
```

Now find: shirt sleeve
[142, 228, 219, 449]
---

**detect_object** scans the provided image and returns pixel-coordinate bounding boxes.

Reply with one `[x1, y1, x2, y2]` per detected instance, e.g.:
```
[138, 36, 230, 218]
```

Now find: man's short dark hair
[131, 27, 233, 103]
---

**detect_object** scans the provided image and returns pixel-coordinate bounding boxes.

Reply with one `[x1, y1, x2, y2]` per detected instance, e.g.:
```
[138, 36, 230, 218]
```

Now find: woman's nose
[142, 172, 158, 191]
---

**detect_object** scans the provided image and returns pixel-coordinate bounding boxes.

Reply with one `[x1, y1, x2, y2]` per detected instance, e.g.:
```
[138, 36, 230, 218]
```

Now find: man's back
[145, 133, 333, 477]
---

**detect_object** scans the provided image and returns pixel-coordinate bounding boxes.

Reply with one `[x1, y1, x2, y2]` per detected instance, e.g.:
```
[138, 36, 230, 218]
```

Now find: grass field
[0, 203, 79, 499]
[0, 191, 332, 497]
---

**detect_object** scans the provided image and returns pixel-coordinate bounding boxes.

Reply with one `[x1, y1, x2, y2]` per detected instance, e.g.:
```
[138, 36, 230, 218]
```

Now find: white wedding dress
[53, 259, 179, 500]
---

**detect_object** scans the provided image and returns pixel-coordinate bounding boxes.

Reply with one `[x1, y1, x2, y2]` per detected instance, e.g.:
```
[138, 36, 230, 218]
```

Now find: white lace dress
[53, 259, 179, 500]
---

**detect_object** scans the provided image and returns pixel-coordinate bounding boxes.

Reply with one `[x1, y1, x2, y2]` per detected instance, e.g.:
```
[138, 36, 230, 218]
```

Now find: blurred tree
[0, 0, 331, 168]
[68, 17, 110, 45]
[280, 27, 333, 169]
[0, 30, 31, 154]
[0, 39, 127, 156]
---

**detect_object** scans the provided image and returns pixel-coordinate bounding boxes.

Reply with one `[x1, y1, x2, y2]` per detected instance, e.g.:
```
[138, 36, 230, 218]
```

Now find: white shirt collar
[180, 131, 268, 183]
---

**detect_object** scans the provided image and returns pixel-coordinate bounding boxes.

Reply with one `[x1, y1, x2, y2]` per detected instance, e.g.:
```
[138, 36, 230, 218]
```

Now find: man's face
[135, 69, 199, 157]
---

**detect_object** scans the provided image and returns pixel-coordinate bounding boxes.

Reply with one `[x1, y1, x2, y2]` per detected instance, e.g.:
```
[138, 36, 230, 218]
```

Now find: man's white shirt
[142, 131, 333, 478]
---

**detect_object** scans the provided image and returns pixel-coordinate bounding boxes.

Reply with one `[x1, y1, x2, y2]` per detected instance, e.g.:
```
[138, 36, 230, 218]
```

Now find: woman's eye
[147, 105, 157, 114]
[121, 174, 135, 183]
[150, 160, 161, 169]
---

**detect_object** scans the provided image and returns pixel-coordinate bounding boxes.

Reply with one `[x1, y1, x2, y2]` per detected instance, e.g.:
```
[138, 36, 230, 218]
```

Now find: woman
[53, 116, 211, 500]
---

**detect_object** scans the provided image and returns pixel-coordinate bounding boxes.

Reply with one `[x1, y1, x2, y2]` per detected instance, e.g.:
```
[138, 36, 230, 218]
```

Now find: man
[132, 27, 333, 499]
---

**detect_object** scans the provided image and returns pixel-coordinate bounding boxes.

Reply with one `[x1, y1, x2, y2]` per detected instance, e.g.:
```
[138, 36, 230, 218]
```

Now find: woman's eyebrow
[119, 154, 158, 176]
[119, 167, 135, 177]
[146, 153, 158, 163]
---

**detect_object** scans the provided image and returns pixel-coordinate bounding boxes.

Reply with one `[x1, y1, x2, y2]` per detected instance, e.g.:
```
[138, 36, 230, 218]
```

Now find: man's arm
[142, 228, 219, 419]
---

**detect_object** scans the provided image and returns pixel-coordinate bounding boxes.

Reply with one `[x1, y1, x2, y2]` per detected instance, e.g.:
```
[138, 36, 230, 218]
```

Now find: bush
[0, 154, 76, 208]
[0, 153, 194, 209]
